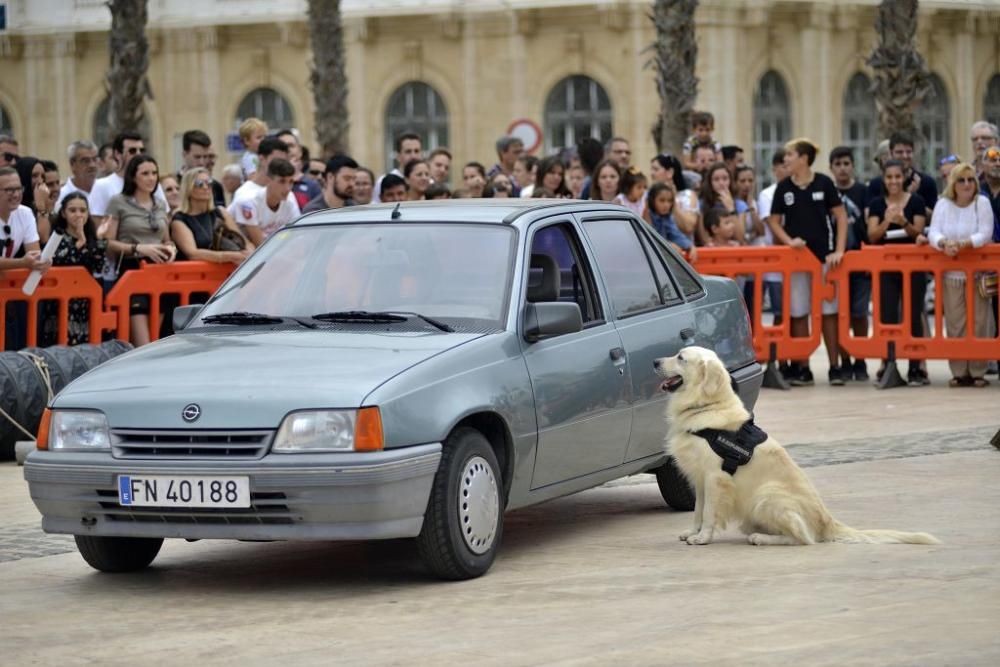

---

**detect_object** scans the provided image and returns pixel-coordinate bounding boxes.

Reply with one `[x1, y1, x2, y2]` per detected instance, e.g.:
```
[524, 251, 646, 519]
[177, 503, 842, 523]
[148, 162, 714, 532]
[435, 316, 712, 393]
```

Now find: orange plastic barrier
[828, 244, 1000, 360]
[103, 261, 235, 343]
[0, 266, 114, 348]
[689, 246, 831, 363]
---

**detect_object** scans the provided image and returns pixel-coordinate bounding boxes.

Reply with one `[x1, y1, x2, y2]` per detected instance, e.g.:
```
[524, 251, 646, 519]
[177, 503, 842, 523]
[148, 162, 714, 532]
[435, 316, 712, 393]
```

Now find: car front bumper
[23, 444, 442, 541]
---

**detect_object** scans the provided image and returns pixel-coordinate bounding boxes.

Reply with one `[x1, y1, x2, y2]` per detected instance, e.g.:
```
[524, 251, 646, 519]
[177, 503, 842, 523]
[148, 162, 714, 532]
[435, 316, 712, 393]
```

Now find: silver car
[25, 200, 761, 579]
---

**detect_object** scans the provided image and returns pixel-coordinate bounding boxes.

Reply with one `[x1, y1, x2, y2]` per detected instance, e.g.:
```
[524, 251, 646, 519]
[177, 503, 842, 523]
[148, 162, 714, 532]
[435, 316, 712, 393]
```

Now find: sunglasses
[192, 179, 212, 189]
[984, 148, 1000, 161]
[938, 154, 959, 167]
[955, 176, 977, 185]
[2, 224, 12, 258]
[308, 169, 324, 177]
[2, 152, 18, 162]
[125, 146, 145, 155]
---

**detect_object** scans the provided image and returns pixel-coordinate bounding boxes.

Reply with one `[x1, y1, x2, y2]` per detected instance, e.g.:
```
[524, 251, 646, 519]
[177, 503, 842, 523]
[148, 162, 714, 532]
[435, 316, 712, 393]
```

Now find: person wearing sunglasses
[170, 167, 252, 264]
[99, 154, 176, 347]
[0, 166, 51, 349]
[0, 134, 18, 169]
[920, 163, 996, 387]
[89, 131, 167, 221]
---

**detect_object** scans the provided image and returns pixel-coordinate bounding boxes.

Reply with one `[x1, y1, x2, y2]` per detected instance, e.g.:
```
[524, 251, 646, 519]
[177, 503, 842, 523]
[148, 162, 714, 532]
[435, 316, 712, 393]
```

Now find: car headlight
[46, 410, 112, 451]
[272, 407, 383, 453]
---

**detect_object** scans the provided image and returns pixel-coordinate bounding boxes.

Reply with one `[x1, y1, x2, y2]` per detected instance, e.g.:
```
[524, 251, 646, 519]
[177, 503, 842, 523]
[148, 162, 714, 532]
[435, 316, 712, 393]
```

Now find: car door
[578, 216, 696, 464]
[521, 220, 633, 489]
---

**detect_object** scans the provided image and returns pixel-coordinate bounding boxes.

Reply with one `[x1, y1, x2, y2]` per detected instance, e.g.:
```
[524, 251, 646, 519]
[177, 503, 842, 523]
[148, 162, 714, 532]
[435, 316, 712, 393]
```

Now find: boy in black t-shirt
[767, 138, 849, 386]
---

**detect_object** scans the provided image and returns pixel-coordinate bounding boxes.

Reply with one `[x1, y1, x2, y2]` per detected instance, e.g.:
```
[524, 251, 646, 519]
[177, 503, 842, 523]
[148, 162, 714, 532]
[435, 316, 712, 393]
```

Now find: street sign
[507, 118, 542, 154]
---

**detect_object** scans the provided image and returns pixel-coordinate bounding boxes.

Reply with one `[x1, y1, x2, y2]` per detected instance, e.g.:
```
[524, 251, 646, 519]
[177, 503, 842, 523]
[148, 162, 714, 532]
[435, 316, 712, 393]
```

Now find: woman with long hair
[589, 160, 621, 202]
[170, 167, 252, 264]
[699, 162, 745, 245]
[99, 154, 176, 346]
[534, 155, 571, 198]
[404, 159, 431, 201]
[47, 192, 108, 345]
[923, 162, 996, 387]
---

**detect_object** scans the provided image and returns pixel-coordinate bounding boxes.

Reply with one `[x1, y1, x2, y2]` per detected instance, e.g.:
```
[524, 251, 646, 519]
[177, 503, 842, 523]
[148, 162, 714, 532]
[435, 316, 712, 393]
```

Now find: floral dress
[50, 233, 109, 345]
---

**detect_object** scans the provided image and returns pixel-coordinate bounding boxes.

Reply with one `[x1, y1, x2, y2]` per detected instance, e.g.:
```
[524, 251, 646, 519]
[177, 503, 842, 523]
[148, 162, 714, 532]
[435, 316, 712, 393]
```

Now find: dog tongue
[661, 376, 684, 393]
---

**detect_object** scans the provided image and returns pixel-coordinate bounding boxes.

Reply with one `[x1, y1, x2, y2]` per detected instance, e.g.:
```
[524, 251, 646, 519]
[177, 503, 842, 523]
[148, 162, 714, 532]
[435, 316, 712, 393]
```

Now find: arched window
[752, 71, 791, 188]
[0, 104, 12, 137]
[384, 81, 449, 173]
[983, 74, 1000, 129]
[543, 75, 613, 154]
[92, 96, 152, 150]
[915, 74, 950, 176]
[842, 73, 877, 181]
[236, 87, 295, 131]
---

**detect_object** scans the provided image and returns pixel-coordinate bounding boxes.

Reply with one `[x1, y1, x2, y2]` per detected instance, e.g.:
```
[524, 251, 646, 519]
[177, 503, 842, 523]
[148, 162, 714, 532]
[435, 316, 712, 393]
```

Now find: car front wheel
[74, 535, 164, 573]
[417, 427, 503, 580]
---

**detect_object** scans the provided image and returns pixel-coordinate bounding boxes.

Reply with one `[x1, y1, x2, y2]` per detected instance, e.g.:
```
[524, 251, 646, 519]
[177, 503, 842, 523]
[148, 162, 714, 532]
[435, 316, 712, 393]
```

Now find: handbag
[210, 208, 247, 252]
[978, 272, 998, 298]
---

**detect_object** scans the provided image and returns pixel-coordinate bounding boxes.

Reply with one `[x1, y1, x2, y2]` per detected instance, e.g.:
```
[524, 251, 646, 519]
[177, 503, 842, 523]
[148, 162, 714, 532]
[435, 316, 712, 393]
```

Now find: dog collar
[690, 417, 768, 475]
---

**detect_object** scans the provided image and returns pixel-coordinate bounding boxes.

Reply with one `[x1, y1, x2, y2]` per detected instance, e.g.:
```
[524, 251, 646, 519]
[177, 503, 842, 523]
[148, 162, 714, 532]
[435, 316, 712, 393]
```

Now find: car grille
[94, 489, 294, 525]
[111, 429, 273, 460]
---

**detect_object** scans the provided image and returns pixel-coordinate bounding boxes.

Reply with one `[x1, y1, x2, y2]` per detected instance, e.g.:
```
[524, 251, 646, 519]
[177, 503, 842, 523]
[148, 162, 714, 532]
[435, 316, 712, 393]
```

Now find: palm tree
[866, 0, 930, 139]
[308, 0, 350, 157]
[105, 0, 153, 140]
[646, 0, 699, 156]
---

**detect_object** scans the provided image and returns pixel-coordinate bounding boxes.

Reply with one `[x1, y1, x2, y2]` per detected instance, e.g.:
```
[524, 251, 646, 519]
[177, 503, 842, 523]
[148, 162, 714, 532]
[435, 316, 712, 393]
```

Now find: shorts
[849, 272, 872, 320]
[789, 268, 838, 319]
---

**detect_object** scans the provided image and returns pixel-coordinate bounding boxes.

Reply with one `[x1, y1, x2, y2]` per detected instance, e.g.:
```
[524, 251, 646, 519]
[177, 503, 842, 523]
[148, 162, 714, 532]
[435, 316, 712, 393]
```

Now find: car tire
[655, 457, 695, 511]
[417, 427, 503, 580]
[74, 535, 164, 573]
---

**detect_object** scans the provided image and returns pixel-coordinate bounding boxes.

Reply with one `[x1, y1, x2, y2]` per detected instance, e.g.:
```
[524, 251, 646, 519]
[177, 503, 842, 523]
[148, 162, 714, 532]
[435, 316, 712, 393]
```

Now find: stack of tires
[0, 340, 133, 460]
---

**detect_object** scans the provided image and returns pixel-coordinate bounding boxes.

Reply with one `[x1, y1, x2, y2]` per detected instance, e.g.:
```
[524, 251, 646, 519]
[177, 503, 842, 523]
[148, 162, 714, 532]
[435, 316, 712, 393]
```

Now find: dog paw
[678, 528, 699, 541]
[685, 531, 713, 545]
[748, 533, 767, 546]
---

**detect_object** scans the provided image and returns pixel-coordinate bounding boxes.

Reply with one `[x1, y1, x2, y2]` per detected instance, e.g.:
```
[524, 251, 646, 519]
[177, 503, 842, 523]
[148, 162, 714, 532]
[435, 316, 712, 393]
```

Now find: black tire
[417, 427, 503, 580]
[655, 457, 695, 511]
[74, 535, 163, 573]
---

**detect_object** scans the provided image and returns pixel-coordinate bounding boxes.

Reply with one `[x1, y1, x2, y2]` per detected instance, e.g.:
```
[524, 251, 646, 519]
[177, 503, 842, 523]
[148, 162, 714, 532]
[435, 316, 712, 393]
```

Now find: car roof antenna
[391, 202, 402, 220]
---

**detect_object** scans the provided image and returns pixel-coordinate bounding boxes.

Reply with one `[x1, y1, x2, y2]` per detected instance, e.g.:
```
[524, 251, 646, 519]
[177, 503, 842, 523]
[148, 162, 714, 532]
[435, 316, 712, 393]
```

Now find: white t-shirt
[55, 177, 92, 211]
[613, 192, 646, 218]
[241, 151, 259, 179]
[0, 205, 41, 258]
[229, 180, 264, 208]
[231, 187, 301, 240]
[757, 184, 782, 283]
[88, 172, 167, 216]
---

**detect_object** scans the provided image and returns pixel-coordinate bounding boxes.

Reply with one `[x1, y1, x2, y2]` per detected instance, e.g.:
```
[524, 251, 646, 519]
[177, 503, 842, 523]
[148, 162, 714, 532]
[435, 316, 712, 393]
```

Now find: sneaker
[790, 366, 814, 386]
[986, 361, 998, 376]
[919, 368, 930, 385]
[780, 362, 798, 383]
[828, 366, 846, 386]
[906, 366, 923, 387]
[852, 359, 869, 382]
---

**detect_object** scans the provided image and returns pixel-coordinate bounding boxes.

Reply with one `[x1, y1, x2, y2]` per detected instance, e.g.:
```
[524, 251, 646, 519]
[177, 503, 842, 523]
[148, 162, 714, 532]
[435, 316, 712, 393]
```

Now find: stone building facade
[1, 0, 998, 183]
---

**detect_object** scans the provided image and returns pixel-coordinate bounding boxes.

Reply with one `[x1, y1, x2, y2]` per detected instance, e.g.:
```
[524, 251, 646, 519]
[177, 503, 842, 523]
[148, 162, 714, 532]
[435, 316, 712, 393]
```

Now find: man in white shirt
[231, 158, 300, 245]
[89, 131, 167, 217]
[756, 148, 789, 325]
[373, 132, 423, 204]
[228, 136, 290, 206]
[1, 166, 51, 349]
[55, 140, 99, 211]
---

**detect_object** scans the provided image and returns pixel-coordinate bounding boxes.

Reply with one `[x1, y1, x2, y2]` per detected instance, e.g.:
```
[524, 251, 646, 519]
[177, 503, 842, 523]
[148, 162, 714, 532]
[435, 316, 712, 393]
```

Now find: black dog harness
[692, 418, 768, 475]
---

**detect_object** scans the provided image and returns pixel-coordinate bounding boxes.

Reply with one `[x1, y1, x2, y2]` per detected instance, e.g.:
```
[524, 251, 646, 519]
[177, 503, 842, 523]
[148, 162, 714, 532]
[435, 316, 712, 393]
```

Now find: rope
[0, 404, 36, 441]
[0, 352, 56, 443]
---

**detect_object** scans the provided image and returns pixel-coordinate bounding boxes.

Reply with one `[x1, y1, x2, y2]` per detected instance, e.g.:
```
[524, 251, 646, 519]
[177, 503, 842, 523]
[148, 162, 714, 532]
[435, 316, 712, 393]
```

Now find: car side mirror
[172, 304, 203, 331]
[523, 302, 583, 342]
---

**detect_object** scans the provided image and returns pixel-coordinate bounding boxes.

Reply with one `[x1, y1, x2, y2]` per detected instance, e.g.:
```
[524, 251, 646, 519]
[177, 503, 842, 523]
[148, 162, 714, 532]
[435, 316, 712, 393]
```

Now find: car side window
[528, 222, 603, 325]
[649, 233, 704, 299]
[636, 226, 682, 305]
[582, 219, 664, 318]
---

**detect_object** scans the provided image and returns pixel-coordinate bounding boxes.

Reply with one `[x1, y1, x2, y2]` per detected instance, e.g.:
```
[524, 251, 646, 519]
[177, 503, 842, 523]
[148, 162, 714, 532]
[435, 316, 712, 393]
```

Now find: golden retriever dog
[654, 346, 940, 546]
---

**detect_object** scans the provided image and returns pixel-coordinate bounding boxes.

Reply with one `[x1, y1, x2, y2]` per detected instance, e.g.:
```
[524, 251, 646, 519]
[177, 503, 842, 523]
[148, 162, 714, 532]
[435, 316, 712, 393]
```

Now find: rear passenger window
[582, 219, 662, 318]
[653, 235, 704, 299]
[637, 227, 682, 305]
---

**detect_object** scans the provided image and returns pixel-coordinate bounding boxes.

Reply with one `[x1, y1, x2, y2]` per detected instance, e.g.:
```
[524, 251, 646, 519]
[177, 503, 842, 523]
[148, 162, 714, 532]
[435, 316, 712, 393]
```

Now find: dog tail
[829, 521, 940, 545]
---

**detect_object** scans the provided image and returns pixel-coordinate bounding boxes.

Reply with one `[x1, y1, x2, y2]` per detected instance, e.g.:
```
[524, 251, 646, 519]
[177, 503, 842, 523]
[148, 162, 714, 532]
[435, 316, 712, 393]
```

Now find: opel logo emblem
[182, 403, 201, 423]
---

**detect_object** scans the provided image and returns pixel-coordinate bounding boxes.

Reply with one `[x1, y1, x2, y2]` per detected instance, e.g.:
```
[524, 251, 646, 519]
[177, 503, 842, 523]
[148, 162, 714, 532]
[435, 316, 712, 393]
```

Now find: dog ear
[700, 358, 726, 398]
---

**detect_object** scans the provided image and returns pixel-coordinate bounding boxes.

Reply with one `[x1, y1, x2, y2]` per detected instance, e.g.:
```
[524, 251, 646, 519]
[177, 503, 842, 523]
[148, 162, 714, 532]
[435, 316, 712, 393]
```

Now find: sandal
[949, 376, 973, 387]
[972, 377, 990, 388]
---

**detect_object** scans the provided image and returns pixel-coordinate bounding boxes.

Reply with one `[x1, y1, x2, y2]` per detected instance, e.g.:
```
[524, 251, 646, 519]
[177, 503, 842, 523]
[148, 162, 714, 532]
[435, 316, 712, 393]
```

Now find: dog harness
[691, 418, 768, 475]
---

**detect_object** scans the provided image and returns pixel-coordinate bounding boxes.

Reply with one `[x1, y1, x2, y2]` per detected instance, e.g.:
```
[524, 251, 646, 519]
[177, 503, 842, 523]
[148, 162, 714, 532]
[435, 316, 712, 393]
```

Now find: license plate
[118, 475, 250, 508]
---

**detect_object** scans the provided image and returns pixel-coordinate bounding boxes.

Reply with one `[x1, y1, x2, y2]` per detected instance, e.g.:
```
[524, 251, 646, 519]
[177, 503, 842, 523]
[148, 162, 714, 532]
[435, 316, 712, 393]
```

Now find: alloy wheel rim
[458, 455, 499, 554]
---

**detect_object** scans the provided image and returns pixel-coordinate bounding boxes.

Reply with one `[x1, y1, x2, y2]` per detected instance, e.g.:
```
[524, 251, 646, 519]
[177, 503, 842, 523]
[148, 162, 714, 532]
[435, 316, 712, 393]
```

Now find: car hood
[55, 330, 488, 429]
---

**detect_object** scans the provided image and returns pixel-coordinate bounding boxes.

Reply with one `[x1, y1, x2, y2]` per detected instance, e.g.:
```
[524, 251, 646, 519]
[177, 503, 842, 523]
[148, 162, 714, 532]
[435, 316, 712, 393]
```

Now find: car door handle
[680, 328, 695, 340]
[609, 347, 625, 361]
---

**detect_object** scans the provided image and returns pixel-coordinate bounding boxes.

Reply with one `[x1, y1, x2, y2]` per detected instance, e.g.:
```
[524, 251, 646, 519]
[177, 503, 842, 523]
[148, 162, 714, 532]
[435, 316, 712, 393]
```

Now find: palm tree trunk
[866, 0, 930, 139]
[308, 0, 350, 158]
[646, 0, 699, 156]
[105, 0, 153, 140]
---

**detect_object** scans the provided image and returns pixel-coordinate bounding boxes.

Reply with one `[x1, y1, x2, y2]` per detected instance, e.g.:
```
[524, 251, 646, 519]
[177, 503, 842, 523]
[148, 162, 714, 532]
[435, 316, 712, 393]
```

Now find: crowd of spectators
[1, 111, 998, 386]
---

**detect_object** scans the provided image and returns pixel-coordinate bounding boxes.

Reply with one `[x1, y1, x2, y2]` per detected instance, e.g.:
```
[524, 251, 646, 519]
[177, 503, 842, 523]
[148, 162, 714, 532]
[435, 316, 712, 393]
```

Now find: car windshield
[195, 223, 516, 329]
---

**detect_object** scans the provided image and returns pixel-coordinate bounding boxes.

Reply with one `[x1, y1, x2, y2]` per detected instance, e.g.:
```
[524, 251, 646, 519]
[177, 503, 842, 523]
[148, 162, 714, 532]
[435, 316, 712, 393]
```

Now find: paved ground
[1, 355, 998, 665]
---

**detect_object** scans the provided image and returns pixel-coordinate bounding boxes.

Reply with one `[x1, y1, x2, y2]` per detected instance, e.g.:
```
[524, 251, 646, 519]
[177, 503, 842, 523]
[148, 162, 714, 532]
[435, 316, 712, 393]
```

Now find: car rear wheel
[655, 457, 695, 511]
[417, 427, 503, 580]
[74, 535, 163, 573]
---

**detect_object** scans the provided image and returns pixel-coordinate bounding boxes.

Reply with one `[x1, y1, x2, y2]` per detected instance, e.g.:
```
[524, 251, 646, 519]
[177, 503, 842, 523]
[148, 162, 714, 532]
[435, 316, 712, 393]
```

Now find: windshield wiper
[310, 310, 453, 332]
[200, 311, 317, 329]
